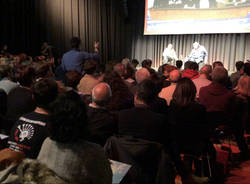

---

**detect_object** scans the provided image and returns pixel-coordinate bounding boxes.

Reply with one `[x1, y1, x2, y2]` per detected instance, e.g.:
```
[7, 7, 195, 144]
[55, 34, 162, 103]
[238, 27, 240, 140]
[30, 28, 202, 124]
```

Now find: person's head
[70, 37, 81, 49]
[172, 78, 196, 107]
[199, 64, 212, 79]
[163, 64, 176, 78]
[65, 70, 82, 89]
[49, 90, 88, 143]
[83, 59, 97, 75]
[141, 59, 152, 69]
[235, 76, 250, 97]
[35, 63, 51, 79]
[91, 82, 112, 107]
[31, 78, 58, 111]
[169, 69, 181, 83]
[235, 61, 244, 72]
[193, 42, 200, 49]
[184, 61, 193, 70]
[113, 63, 126, 78]
[131, 59, 139, 68]
[212, 66, 228, 85]
[135, 68, 150, 84]
[190, 62, 199, 71]
[244, 62, 250, 76]
[121, 58, 130, 67]
[0, 65, 11, 79]
[15, 66, 35, 87]
[135, 79, 157, 105]
[176, 60, 183, 69]
[124, 64, 135, 79]
[212, 61, 223, 70]
[167, 44, 173, 49]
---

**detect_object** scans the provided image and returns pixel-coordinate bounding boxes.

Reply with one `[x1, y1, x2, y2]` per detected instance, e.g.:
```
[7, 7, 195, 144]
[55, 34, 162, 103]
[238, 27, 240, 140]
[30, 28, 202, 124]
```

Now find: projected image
[144, 0, 250, 34]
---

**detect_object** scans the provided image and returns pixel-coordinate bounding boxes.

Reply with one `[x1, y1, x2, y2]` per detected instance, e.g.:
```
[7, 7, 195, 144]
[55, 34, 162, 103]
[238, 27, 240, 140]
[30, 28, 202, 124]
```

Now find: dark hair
[124, 64, 135, 79]
[212, 61, 223, 69]
[172, 78, 196, 107]
[65, 70, 82, 89]
[190, 62, 199, 71]
[71, 37, 81, 49]
[83, 60, 97, 74]
[136, 79, 157, 105]
[49, 90, 88, 143]
[0, 65, 10, 79]
[103, 71, 133, 111]
[131, 59, 139, 67]
[184, 61, 193, 69]
[31, 78, 58, 110]
[35, 63, 51, 79]
[15, 66, 35, 87]
[141, 59, 152, 68]
[235, 61, 244, 71]
[176, 60, 183, 69]
[244, 62, 250, 76]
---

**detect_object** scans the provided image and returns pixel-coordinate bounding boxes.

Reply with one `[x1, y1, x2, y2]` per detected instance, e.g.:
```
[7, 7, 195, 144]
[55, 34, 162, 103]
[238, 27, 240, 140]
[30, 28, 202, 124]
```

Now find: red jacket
[181, 69, 199, 80]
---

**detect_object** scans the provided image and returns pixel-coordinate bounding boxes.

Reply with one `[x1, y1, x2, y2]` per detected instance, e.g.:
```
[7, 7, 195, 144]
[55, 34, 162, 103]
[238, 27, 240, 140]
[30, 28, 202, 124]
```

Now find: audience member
[181, 62, 199, 79]
[65, 70, 82, 90]
[159, 69, 181, 105]
[34, 62, 53, 80]
[244, 62, 250, 76]
[141, 59, 152, 69]
[118, 79, 167, 143]
[135, 67, 150, 84]
[0, 65, 18, 94]
[61, 37, 99, 73]
[212, 61, 223, 69]
[87, 82, 117, 146]
[113, 63, 126, 79]
[8, 78, 58, 158]
[5, 66, 36, 133]
[38, 90, 112, 184]
[230, 61, 244, 88]
[169, 78, 216, 176]
[77, 59, 100, 95]
[192, 64, 212, 98]
[103, 71, 134, 111]
[176, 60, 183, 70]
[131, 59, 139, 69]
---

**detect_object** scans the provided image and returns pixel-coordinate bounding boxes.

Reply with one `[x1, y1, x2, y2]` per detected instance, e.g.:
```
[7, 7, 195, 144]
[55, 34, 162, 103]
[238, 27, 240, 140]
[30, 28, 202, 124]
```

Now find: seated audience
[131, 59, 139, 69]
[65, 70, 82, 90]
[244, 62, 250, 76]
[0, 65, 18, 94]
[77, 59, 100, 95]
[8, 78, 58, 158]
[169, 77, 215, 176]
[212, 61, 223, 69]
[130, 67, 151, 94]
[38, 90, 112, 184]
[176, 60, 183, 70]
[5, 66, 36, 133]
[192, 64, 212, 98]
[87, 82, 117, 146]
[181, 62, 199, 79]
[103, 71, 134, 111]
[34, 62, 53, 80]
[230, 61, 244, 88]
[159, 69, 181, 105]
[118, 79, 167, 143]
[141, 59, 153, 69]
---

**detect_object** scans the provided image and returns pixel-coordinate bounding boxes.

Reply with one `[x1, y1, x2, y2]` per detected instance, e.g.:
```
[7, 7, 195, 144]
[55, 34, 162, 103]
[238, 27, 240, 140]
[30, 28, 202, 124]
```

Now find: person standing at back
[61, 37, 100, 73]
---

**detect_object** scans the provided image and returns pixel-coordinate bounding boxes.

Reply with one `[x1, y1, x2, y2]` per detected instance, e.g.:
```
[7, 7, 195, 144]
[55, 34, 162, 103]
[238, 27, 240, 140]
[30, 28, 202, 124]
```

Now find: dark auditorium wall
[0, 0, 249, 71]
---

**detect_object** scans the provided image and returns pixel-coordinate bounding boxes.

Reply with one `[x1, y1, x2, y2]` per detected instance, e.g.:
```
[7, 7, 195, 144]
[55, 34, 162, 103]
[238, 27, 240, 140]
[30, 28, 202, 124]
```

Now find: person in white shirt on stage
[162, 44, 178, 65]
[186, 42, 208, 68]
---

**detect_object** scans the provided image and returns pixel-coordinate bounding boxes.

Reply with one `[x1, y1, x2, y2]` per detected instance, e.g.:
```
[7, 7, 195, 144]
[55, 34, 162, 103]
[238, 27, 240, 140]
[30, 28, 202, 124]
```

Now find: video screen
[144, 0, 250, 34]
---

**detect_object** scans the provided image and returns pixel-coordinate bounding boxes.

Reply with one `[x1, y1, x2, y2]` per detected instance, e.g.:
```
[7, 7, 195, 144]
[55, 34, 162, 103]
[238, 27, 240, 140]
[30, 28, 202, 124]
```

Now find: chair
[104, 135, 176, 184]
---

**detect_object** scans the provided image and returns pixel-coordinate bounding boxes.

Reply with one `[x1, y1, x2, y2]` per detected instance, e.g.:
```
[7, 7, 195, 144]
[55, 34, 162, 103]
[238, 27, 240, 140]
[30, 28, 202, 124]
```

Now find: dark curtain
[0, 0, 249, 72]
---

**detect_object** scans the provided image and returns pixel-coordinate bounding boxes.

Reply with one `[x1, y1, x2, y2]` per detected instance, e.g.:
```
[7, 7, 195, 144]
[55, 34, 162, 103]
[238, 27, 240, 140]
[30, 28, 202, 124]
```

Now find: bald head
[92, 82, 112, 107]
[169, 69, 180, 82]
[135, 68, 150, 84]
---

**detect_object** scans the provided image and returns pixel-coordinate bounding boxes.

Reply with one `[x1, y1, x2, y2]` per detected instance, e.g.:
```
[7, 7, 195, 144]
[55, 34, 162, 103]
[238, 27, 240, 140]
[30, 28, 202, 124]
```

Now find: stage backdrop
[0, 0, 249, 72]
